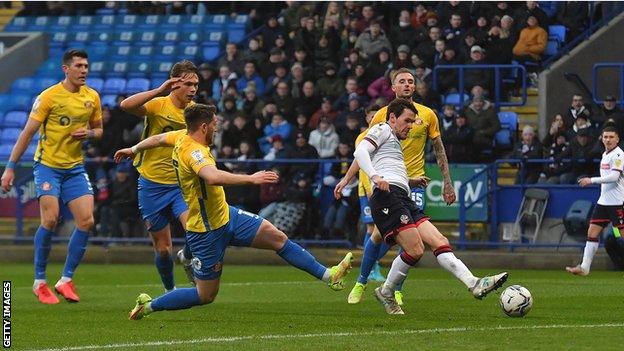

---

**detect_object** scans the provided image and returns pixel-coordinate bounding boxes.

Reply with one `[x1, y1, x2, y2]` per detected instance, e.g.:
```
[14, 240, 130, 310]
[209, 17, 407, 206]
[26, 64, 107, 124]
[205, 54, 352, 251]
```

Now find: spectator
[367, 48, 392, 81]
[413, 82, 442, 111]
[333, 77, 360, 112]
[414, 11, 439, 44]
[262, 14, 286, 52]
[414, 64, 434, 86]
[270, 173, 313, 235]
[415, 26, 442, 67]
[464, 96, 501, 154]
[291, 114, 312, 144]
[512, 125, 543, 184]
[391, 10, 417, 47]
[217, 43, 245, 76]
[273, 33, 293, 58]
[262, 135, 291, 174]
[443, 113, 475, 163]
[296, 81, 321, 118]
[499, 15, 516, 41]
[410, 3, 430, 31]
[273, 81, 296, 122]
[316, 62, 344, 100]
[558, 127, 596, 184]
[98, 163, 139, 238]
[394, 44, 412, 69]
[436, 1, 471, 27]
[258, 167, 287, 219]
[485, 25, 514, 65]
[258, 114, 293, 155]
[289, 132, 320, 180]
[293, 47, 314, 76]
[265, 63, 290, 97]
[223, 114, 259, 151]
[293, 16, 318, 56]
[354, 20, 392, 59]
[337, 114, 361, 146]
[514, 1, 550, 32]
[243, 38, 268, 72]
[436, 48, 460, 94]
[556, 1, 588, 40]
[197, 63, 216, 102]
[367, 69, 395, 102]
[338, 49, 362, 79]
[220, 95, 240, 123]
[241, 86, 265, 120]
[355, 4, 377, 33]
[567, 114, 594, 140]
[212, 65, 237, 102]
[309, 117, 340, 158]
[464, 45, 493, 93]
[353, 61, 372, 93]
[290, 63, 308, 99]
[237, 60, 266, 97]
[336, 95, 365, 129]
[542, 114, 567, 147]
[563, 94, 592, 130]
[442, 13, 466, 48]
[540, 132, 569, 183]
[314, 33, 339, 77]
[594, 95, 624, 132]
[492, 1, 514, 23]
[439, 104, 459, 133]
[322, 145, 358, 239]
[473, 16, 490, 44]
[458, 31, 479, 62]
[310, 97, 339, 129]
[512, 15, 548, 62]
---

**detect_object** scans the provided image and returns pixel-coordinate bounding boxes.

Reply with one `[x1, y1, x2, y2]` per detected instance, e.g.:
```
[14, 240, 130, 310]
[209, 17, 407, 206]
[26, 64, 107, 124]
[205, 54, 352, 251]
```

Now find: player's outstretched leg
[348, 229, 388, 304]
[469, 272, 509, 299]
[129, 293, 153, 320]
[56, 227, 89, 302]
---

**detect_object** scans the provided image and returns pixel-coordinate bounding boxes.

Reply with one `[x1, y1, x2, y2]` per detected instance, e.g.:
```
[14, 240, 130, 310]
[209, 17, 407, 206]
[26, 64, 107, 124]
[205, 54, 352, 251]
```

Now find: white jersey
[597, 146, 624, 206]
[363, 123, 410, 194]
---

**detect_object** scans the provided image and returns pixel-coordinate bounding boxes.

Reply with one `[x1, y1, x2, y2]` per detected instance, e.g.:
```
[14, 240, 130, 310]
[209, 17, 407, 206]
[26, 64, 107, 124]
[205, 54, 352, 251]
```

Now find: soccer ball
[499, 285, 533, 317]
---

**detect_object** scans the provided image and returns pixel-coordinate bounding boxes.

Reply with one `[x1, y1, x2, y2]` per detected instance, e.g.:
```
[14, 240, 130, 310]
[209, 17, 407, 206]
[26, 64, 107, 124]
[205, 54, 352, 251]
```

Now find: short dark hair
[602, 125, 619, 136]
[62, 49, 88, 66]
[184, 104, 217, 132]
[391, 68, 415, 84]
[170, 60, 198, 78]
[386, 98, 417, 121]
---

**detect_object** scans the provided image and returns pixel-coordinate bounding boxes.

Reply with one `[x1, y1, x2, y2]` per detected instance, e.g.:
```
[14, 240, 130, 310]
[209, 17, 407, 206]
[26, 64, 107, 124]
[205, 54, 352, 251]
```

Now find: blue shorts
[138, 176, 188, 232]
[411, 187, 426, 211]
[359, 196, 374, 224]
[186, 206, 263, 280]
[33, 162, 93, 204]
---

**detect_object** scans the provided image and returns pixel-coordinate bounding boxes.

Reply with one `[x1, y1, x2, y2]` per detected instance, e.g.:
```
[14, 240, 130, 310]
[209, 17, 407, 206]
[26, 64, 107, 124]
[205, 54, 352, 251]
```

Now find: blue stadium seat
[112, 30, 136, 46]
[91, 31, 114, 45]
[202, 45, 221, 63]
[152, 62, 174, 79]
[498, 111, 518, 132]
[227, 28, 246, 45]
[49, 31, 69, 48]
[88, 61, 108, 78]
[48, 47, 65, 59]
[205, 31, 225, 46]
[231, 14, 250, 26]
[154, 44, 178, 61]
[125, 78, 150, 94]
[180, 29, 203, 44]
[35, 60, 63, 79]
[177, 45, 199, 61]
[495, 128, 513, 148]
[205, 14, 227, 31]
[86, 78, 104, 92]
[24, 144, 37, 159]
[548, 25, 567, 44]
[1, 128, 21, 144]
[86, 45, 110, 60]
[0, 95, 11, 113]
[138, 31, 158, 45]
[69, 31, 91, 45]
[111, 45, 133, 60]
[93, 15, 116, 30]
[138, 15, 161, 29]
[184, 15, 205, 30]
[2, 111, 28, 128]
[74, 16, 94, 30]
[162, 15, 183, 30]
[8, 94, 32, 112]
[26, 16, 50, 31]
[0, 112, 3, 125]
[101, 94, 118, 108]
[150, 77, 167, 90]
[115, 14, 138, 30]
[10, 78, 36, 94]
[545, 39, 559, 56]
[34, 78, 59, 92]
[158, 30, 180, 45]
[103, 78, 127, 95]
[131, 45, 155, 62]
[49, 16, 74, 32]
[444, 93, 470, 106]
[0, 145, 13, 160]
[4, 16, 28, 32]
[127, 62, 152, 78]
[106, 62, 130, 78]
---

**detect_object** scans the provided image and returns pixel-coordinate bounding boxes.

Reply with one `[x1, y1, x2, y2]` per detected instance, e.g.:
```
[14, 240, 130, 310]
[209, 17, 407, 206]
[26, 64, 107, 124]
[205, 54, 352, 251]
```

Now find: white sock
[321, 268, 331, 282]
[580, 241, 599, 272]
[59, 276, 72, 284]
[33, 279, 46, 290]
[381, 255, 411, 296]
[436, 252, 478, 288]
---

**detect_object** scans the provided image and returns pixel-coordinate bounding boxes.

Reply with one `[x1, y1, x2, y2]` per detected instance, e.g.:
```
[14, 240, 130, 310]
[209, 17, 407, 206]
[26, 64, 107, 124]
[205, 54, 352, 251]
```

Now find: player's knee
[155, 246, 172, 257]
[76, 215, 95, 231]
[198, 290, 218, 305]
[404, 246, 424, 261]
[40, 217, 58, 230]
[272, 230, 288, 251]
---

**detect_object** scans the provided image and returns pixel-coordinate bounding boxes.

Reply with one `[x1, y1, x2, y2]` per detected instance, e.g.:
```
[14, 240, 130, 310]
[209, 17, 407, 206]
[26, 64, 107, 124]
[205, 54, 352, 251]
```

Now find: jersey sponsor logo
[601, 163, 610, 170]
[382, 208, 389, 215]
[400, 214, 409, 224]
[59, 116, 71, 126]
[41, 182, 51, 191]
[191, 150, 204, 162]
[84, 100, 94, 109]
[615, 159, 622, 168]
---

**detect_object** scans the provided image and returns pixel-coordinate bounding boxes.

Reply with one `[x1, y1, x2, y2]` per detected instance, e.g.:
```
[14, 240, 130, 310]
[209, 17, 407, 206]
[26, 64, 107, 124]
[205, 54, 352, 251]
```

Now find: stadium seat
[26, 16, 50, 31]
[88, 61, 108, 78]
[158, 30, 180, 45]
[86, 78, 104, 92]
[93, 15, 116, 31]
[103, 78, 127, 95]
[232, 14, 250, 26]
[152, 62, 174, 79]
[444, 93, 470, 106]
[205, 31, 225, 45]
[125, 78, 150, 95]
[0, 145, 13, 160]
[24, 144, 37, 159]
[69, 31, 91, 45]
[162, 15, 183, 30]
[177, 45, 199, 61]
[1, 128, 22, 144]
[138, 15, 161, 29]
[180, 29, 203, 45]
[0, 95, 11, 113]
[49, 31, 69, 48]
[95, 7, 115, 15]
[545, 39, 559, 56]
[4, 16, 28, 32]
[2, 111, 28, 128]
[74, 16, 94, 31]
[154, 45, 178, 61]
[49, 16, 73, 32]
[10, 78, 36, 94]
[106, 62, 130, 78]
[127, 62, 152, 78]
[227, 28, 247, 45]
[184, 15, 205, 30]
[91, 31, 114, 46]
[548, 25, 567, 44]
[85, 45, 110, 60]
[205, 14, 227, 31]
[112, 30, 136, 46]
[111, 45, 133, 61]
[498, 111, 518, 132]
[34, 78, 59, 92]
[115, 14, 138, 30]
[495, 128, 513, 148]
[138, 31, 158, 45]
[8, 94, 33, 112]
[150, 77, 167, 90]
[101, 94, 118, 108]
[202, 45, 221, 63]
[130, 45, 155, 62]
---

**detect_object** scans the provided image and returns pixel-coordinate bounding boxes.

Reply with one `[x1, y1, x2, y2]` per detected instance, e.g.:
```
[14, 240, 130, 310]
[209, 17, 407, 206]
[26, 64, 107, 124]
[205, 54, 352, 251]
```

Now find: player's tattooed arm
[431, 136, 456, 205]
[88, 118, 103, 139]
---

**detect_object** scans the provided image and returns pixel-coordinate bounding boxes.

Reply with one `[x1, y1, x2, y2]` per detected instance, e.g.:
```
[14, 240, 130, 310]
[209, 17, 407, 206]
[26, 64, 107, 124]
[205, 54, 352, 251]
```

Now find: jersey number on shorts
[411, 191, 424, 208]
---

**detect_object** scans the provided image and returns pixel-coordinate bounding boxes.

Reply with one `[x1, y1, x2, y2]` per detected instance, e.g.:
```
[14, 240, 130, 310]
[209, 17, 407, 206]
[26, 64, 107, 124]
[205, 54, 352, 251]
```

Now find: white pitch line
[30, 323, 624, 351]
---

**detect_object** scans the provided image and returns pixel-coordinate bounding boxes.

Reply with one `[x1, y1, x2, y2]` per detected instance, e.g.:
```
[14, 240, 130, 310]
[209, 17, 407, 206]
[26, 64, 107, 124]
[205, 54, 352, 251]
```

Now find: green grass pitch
[1, 263, 623, 350]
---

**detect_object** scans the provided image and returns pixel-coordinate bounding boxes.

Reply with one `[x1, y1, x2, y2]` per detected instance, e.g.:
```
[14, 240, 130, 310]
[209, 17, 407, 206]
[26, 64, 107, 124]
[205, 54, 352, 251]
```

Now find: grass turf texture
[1, 263, 623, 350]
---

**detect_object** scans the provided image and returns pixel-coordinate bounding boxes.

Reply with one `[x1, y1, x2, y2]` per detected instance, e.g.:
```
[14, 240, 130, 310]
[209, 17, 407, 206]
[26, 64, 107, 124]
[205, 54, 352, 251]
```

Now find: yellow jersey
[355, 130, 373, 197]
[30, 82, 102, 169]
[369, 102, 440, 177]
[165, 130, 229, 232]
[134, 96, 192, 185]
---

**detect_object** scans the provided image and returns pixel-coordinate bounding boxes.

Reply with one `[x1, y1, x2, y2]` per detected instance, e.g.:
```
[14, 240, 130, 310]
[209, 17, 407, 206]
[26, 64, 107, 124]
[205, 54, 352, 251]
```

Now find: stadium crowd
[16, 1, 618, 243]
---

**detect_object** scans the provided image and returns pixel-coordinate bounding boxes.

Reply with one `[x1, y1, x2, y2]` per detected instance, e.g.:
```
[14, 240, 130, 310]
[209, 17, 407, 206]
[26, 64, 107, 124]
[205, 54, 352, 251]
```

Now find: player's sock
[277, 240, 327, 280]
[377, 241, 391, 260]
[155, 251, 175, 291]
[182, 244, 192, 261]
[34, 226, 54, 280]
[62, 228, 89, 278]
[363, 232, 371, 246]
[58, 276, 72, 283]
[580, 238, 600, 272]
[150, 287, 201, 311]
[392, 245, 404, 291]
[434, 246, 479, 288]
[357, 237, 381, 284]
[381, 252, 417, 296]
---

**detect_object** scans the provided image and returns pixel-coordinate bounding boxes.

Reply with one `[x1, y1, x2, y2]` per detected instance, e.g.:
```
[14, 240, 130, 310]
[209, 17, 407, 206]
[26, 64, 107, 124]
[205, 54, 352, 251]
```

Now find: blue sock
[377, 241, 391, 261]
[183, 244, 192, 260]
[358, 238, 381, 284]
[34, 226, 54, 280]
[155, 251, 175, 291]
[363, 232, 371, 247]
[277, 240, 327, 280]
[62, 228, 89, 278]
[150, 287, 201, 311]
